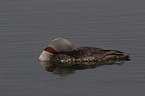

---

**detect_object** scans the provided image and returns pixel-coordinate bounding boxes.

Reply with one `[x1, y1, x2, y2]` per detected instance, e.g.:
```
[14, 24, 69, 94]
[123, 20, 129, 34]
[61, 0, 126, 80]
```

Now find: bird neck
[44, 46, 57, 54]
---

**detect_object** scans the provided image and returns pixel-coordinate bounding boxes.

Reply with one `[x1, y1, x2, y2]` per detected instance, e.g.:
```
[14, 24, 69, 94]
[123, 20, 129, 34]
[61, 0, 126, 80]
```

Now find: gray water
[0, 0, 145, 96]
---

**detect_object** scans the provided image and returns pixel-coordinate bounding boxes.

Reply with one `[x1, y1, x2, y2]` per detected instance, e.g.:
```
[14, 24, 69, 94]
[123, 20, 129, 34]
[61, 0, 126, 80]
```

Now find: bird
[39, 38, 130, 66]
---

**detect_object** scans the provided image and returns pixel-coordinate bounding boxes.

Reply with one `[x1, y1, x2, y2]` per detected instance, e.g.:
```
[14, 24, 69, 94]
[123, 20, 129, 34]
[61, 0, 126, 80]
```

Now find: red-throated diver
[39, 38, 129, 64]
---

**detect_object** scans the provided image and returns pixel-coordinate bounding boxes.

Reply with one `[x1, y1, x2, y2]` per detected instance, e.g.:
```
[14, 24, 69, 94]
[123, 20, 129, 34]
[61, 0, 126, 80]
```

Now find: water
[0, 0, 145, 96]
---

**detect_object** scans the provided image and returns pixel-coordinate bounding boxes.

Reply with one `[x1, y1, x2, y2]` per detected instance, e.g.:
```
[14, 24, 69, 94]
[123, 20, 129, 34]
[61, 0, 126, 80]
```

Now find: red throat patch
[44, 47, 57, 54]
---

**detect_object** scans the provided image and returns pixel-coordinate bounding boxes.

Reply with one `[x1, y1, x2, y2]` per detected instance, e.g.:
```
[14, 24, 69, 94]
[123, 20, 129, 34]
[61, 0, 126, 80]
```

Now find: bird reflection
[40, 60, 127, 77]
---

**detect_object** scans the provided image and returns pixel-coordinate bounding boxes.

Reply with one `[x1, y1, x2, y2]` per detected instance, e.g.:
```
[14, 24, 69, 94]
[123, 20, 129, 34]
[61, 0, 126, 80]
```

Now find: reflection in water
[40, 61, 75, 77]
[40, 61, 126, 77]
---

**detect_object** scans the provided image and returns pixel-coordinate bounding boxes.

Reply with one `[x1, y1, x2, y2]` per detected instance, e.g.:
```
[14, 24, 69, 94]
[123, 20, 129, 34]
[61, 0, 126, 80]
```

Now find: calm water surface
[0, 0, 145, 96]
